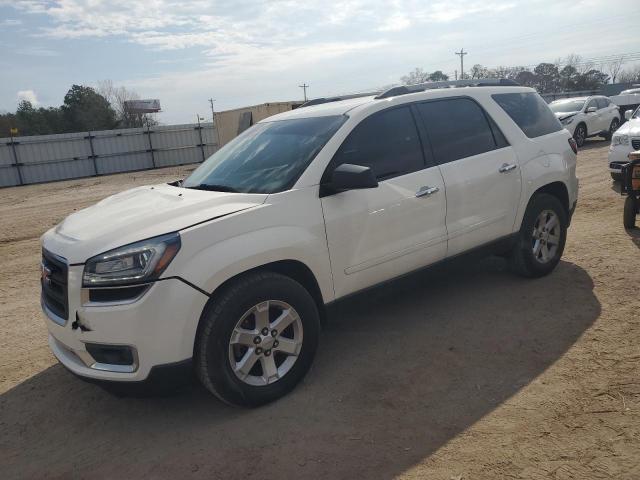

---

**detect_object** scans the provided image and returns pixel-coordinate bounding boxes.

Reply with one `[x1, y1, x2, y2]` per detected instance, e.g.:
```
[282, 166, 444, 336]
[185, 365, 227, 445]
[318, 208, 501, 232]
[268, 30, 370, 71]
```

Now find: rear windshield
[493, 92, 563, 138]
[183, 115, 346, 194]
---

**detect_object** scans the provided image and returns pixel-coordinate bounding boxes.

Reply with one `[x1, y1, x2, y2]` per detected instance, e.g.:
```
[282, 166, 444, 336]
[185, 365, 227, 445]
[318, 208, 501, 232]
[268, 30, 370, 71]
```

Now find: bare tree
[619, 65, 640, 84]
[401, 68, 431, 85]
[606, 57, 625, 84]
[97, 80, 157, 128]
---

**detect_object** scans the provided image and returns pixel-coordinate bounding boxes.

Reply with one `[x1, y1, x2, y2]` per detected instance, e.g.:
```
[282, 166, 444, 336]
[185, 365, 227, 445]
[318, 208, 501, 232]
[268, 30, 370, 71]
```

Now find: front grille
[41, 249, 69, 321]
[632, 139, 640, 150]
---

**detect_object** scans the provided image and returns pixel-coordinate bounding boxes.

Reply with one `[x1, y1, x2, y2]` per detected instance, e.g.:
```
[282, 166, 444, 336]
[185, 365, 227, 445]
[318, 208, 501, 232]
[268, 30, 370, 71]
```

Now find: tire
[195, 271, 320, 407]
[603, 118, 620, 141]
[573, 123, 587, 148]
[509, 193, 568, 278]
[611, 172, 623, 182]
[624, 196, 637, 229]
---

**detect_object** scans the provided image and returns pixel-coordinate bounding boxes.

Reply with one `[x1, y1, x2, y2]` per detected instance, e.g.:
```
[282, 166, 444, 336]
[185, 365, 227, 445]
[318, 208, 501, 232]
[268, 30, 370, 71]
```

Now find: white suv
[41, 82, 578, 406]
[549, 95, 621, 147]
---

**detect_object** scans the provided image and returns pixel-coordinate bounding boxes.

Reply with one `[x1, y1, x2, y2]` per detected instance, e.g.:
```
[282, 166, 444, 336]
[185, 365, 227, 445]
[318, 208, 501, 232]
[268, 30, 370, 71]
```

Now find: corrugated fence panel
[0, 123, 218, 187]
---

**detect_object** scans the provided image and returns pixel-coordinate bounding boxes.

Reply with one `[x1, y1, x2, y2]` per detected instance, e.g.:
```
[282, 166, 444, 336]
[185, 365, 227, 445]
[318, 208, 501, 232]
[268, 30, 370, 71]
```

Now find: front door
[321, 106, 448, 299]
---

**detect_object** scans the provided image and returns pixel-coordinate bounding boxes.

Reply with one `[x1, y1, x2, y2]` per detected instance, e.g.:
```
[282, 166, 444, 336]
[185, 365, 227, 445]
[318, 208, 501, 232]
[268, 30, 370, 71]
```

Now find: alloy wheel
[531, 210, 560, 264]
[228, 300, 303, 386]
[574, 126, 586, 147]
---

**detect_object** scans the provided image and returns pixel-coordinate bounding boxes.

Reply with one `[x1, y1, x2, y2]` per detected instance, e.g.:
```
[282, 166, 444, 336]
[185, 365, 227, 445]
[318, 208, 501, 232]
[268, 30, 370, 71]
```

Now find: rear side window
[332, 106, 425, 180]
[416, 98, 505, 165]
[492, 92, 562, 138]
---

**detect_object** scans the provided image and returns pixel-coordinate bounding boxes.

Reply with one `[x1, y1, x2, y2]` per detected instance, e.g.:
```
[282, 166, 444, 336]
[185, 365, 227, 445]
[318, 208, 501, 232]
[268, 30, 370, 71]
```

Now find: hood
[616, 118, 640, 137]
[43, 183, 267, 263]
[554, 111, 579, 121]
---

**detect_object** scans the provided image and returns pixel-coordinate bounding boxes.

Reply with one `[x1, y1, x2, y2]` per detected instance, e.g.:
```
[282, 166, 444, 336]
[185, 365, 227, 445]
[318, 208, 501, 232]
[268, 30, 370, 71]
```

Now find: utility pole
[209, 98, 221, 148]
[299, 83, 309, 102]
[455, 48, 467, 80]
[454, 69, 458, 80]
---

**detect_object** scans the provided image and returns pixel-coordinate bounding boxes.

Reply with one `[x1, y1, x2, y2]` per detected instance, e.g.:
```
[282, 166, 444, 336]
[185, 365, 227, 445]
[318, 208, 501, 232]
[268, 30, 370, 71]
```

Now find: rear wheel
[573, 124, 587, 148]
[195, 271, 320, 407]
[509, 193, 567, 277]
[624, 196, 637, 229]
[603, 118, 620, 141]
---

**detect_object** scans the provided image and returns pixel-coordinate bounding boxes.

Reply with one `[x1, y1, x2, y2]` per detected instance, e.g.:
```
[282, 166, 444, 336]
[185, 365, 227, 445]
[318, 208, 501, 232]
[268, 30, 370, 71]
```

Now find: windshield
[549, 100, 585, 113]
[183, 115, 346, 193]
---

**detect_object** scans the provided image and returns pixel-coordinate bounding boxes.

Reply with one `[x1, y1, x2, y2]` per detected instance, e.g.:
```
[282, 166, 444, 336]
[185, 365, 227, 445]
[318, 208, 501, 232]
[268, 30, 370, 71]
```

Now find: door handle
[499, 163, 517, 173]
[415, 186, 439, 198]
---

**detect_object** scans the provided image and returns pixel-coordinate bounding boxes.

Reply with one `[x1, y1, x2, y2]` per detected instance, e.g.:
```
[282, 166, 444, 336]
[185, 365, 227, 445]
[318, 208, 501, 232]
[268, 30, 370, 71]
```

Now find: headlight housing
[83, 232, 181, 287]
[612, 134, 629, 146]
[560, 116, 574, 125]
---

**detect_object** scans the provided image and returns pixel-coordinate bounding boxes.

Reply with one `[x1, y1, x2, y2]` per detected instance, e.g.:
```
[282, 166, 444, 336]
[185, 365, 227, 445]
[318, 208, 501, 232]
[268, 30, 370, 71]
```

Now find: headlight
[83, 232, 181, 287]
[561, 117, 574, 125]
[612, 134, 629, 146]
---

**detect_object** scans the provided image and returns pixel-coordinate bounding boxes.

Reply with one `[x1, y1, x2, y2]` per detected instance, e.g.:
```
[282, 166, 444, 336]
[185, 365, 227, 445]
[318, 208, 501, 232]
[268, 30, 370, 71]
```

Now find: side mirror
[325, 163, 378, 194]
[586, 106, 597, 114]
[625, 110, 633, 121]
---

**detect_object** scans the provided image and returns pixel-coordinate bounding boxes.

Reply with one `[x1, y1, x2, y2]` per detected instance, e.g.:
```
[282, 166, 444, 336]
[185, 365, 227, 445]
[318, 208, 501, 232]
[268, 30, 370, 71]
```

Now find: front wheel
[195, 271, 320, 407]
[573, 124, 587, 148]
[509, 193, 568, 277]
[603, 118, 620, 141]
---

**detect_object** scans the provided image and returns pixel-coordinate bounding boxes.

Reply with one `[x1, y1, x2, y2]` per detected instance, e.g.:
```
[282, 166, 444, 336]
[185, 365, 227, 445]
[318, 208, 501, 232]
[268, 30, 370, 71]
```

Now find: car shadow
[580, 137, 609, 150]
[1, 257, 600, 479]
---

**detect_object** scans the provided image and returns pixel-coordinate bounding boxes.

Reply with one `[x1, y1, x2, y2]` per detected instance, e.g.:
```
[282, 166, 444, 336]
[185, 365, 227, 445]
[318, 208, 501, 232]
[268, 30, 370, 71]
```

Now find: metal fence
[0, 122, 218, 187]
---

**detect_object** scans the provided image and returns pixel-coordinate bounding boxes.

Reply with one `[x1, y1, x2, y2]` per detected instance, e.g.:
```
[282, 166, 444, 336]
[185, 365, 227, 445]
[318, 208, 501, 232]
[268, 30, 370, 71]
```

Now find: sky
[1, 0, 639, 124]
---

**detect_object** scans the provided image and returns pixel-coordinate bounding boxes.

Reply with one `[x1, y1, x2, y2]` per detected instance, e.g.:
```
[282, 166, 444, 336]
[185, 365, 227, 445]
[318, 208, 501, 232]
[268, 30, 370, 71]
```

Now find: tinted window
[332, 106, 424, 180]
[183, 115, 346, 193]
[596, 98, 609, 109]
[417, 98, 501, 165]
[493, 92, 563, 138]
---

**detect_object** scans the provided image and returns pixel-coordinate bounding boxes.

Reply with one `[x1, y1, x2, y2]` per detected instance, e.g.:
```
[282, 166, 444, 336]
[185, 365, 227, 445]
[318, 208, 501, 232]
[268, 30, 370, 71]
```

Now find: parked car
[609, 106, 640, 181]
[619, 88, 640, 95]
[549, 96, 621, 147]
[41, 82, 578, 407]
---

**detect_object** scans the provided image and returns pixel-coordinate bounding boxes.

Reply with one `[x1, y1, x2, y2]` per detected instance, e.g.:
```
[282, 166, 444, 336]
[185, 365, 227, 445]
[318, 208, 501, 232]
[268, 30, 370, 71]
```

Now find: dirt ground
[1, 141, 638, 479]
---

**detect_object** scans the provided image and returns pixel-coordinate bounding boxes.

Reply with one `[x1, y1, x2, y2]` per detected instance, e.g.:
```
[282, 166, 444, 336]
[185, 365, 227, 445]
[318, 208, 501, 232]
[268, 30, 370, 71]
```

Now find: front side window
[183, 115, 346, 193]
[417, 98, 501, 165]
[596, 98, 610, 109]
[493, 92, 563, 138]
[331, 106, 425, 180]
[549, 100, 586, 113]
[585, 99, 598, 111]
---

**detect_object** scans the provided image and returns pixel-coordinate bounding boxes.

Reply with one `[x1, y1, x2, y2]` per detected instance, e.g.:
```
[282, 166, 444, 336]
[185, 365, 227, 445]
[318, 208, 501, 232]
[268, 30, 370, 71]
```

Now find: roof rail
[374, 78, 519, 100]
[300, 91, 380, 108]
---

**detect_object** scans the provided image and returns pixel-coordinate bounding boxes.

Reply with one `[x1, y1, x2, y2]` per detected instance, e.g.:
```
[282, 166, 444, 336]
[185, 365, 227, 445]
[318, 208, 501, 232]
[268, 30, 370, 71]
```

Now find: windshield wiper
[185, 183, 239, 193]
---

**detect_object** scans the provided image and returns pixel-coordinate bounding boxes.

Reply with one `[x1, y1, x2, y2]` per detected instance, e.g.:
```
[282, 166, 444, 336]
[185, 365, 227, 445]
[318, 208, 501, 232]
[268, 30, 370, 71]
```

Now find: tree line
[401, 54, 640, 93]
[0, 81, 156, 138]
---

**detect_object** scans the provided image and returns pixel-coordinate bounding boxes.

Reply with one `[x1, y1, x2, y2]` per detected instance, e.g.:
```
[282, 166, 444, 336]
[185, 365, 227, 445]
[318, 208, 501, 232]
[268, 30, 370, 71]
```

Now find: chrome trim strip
[81, 283, 152, 307]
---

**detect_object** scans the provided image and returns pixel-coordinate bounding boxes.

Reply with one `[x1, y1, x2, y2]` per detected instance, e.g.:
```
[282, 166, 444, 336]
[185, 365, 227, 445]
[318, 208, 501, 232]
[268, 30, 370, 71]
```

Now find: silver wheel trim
[575, 126, 585, 145]
[228, 300, 303, 386]
[610, 119, 619, 133]
[531, 209, 560, 264]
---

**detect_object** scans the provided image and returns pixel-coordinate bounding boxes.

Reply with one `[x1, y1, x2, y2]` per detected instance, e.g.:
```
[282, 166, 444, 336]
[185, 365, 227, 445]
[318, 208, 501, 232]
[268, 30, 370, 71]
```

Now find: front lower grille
[41, 249, 69, 321]
[632, 139, 640, 150]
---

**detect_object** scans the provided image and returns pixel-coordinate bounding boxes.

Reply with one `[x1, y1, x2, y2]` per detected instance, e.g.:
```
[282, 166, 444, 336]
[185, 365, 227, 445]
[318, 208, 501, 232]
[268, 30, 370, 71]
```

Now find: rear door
[321, 106, 447, 298]
[415, 97, 522, 257]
